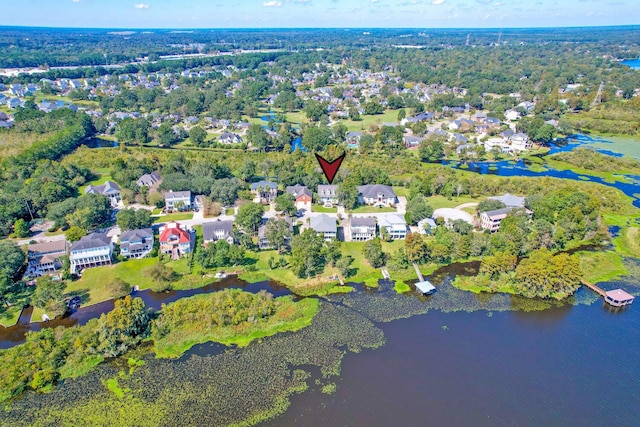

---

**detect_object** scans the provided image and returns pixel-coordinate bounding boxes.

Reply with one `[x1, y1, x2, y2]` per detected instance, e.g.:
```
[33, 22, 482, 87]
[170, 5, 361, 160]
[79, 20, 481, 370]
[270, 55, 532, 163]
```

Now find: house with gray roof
[70, 232, 113, 274]
[480, 206, 532, 232]
[27, 240, 68, 277]
[318, 185, 338, 206]
[403, 135, 424, 148]
[219, 132, 243, 144]
[85, 181, 121, 207]
[120, 228, 154, 259]
[137, 172, 162, 187]
[286, 185, 313, 210]
[378, 214, 408, 240]
[357, 184, 397, 207]
[251, 180, 278, 204]
[350, 217, 376, 241]
[164, 190, 192, 212]
[258, 217, 293, 250]
[310, 214, 337, 240]
[488, 193, 526, 208]
[203, 220, 234, 245]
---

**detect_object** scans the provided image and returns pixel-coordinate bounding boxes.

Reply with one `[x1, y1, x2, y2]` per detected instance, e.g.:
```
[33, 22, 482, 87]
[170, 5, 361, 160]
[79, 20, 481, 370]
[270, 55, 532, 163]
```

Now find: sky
[1, 0, 638, 29]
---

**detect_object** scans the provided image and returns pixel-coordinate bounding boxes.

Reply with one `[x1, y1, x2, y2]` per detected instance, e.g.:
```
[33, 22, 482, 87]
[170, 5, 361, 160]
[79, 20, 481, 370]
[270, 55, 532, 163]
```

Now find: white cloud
[371, 0, 379, 3]
[71, 0, 81, 3]
[262, 1, 283, 6]
[134, 3, 150, 9]
[432, 0, 445, 4]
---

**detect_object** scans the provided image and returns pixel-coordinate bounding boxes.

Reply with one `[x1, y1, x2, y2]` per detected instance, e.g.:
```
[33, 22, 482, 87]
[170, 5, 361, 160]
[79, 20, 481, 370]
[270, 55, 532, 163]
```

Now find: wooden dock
[413, 263, 436, 295]
[381, 268, 390, 280]
[413, 263, 425, 282]
[581, 279, 634, 308]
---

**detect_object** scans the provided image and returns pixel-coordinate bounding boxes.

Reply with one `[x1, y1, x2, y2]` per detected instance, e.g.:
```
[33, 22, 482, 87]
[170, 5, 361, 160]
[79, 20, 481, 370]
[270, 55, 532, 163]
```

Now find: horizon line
[1, 24, 640, 31]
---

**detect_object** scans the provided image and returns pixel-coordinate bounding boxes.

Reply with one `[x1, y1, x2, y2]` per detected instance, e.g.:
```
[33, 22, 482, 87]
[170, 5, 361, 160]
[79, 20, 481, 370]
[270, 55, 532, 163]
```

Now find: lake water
[266, 300, 640, 426]
[549, 134, 640, 159]
[622, 57, 640, 69]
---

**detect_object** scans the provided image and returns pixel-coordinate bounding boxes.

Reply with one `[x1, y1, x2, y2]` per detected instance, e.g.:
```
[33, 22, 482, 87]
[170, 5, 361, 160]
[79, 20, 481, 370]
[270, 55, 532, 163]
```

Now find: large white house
[164, 191, 192, 212]
[85, 181, 121, 207]
[378, 214, 408, 240]
[357, 184, 397, 207]
[27, 240, 68, 277]
[119, 228, 154, 259]
[350, 217, 376, 241]
[317, 185, 338, 206]
[310, 214, 337, 241]
[70, 233, 113, 274]
[202, 220, 234, 245]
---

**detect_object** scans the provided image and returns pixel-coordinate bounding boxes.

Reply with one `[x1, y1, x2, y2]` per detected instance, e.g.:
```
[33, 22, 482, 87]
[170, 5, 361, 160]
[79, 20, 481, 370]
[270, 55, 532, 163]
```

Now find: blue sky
[1, 0, 638, 29]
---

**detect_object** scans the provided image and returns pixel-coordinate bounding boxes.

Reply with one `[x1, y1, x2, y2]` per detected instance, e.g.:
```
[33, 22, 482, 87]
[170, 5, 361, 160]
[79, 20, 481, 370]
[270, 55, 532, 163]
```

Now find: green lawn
[613, 227, 640, 258]
[337, 110, 403, 132]
[225, 208, 236, 215]
[311, 205, 338, 213]
[393, 186, 411, 198]
[426, 195, 484, 210]
[0, 305, 24, 328]
[347, 205, 397, 214]
[152, 212, 193, 223]
[577, 251, 628, 284]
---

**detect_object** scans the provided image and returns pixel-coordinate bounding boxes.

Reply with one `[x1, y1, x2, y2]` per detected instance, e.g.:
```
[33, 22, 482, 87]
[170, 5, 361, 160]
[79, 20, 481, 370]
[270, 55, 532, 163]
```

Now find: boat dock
[581, 279, 634, 307]
[413, 262, 436, 295]
[381, 268, 390, 280]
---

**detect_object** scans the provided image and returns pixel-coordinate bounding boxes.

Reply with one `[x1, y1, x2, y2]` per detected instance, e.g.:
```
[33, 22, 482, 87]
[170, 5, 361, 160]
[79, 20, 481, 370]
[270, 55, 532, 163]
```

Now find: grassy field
[0, 305, 24, 328]
[152, 212, 193, 223]
[0, 131, 52, 160]
[393, 186, 411, 198]
[425, 195, 484, 210]
[577, 251, 628, 284]
[613, 227, 640, 258]
[347, 206, 397, 213]
[311, 205, 338, 213]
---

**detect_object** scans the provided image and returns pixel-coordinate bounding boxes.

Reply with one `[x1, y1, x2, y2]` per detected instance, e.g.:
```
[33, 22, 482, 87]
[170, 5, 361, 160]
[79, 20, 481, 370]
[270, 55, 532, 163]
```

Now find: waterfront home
[26, 240, 68, 277]
[509, 133, 531, 152]
[119, 228, 154, 259]
[202, 220, 234, 245]
[285, 185, 313, 211]
[357, 184, 397, 207]
[70, 232, 113, 275]
[480, 207, 532, 232]
[164, 190, 192, 212]
[84, 181, 121, 207]
[417, 217, 437, 235]
[379, 214, 408, 240]
[258, 217, 293, 250]
[251, 180, 278, 204]
[159, 222, 193, 259]
[318, 185, 338, 206]
[350, 217, 376, 241]
[310, 214, 337, 241]
[137, 171, 162, 187]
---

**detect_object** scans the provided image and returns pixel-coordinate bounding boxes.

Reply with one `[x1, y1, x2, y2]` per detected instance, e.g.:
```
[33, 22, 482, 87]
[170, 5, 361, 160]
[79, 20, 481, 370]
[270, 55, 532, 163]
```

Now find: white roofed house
[310, 214, 337, 241]
[317, 185, 338, 206]
[202, 220, 235, 245]
[84, 181, 121, 207]
[70, 232, 114, 275]
[119, 228, 154, 259]
[509, 133, 531, 152]
[480, 207, 533, 232]
[164, 191, 192, 212]
[350, 217, 376, 242]
[357, 184, 397, 207]
[26, 240, 68, 277]
[379, 214, 408, 240]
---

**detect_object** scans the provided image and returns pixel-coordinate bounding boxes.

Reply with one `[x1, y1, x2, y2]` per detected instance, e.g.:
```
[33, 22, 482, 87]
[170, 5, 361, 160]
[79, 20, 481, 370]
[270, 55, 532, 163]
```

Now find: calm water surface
[266, 302, 640, 426]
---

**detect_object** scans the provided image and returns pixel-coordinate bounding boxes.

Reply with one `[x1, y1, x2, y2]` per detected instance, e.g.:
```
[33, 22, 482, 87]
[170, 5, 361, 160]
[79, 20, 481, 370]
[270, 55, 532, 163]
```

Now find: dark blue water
[622, 57, 640, 69]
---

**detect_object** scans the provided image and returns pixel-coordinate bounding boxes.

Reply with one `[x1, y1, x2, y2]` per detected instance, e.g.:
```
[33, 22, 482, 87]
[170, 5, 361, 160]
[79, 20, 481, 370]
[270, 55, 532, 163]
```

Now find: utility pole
[24, 199, 34, 222]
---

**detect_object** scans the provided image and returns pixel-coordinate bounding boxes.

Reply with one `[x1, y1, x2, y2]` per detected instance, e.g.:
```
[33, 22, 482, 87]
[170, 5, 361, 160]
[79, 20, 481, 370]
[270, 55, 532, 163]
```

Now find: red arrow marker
[315, 153, 345, 184]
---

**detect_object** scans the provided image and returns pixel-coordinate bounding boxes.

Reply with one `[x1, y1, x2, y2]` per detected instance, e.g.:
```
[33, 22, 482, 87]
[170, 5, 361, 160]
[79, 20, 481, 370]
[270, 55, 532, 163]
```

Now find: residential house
[39, 101, 58, 113]
[251, 181, 278, 204]
[202, 220, 234, 245]
[378, 214, 408, 240]
[159, 222, 193, 259]
[404, 135, 424, 149]
[310, 214, 337, 241]
[317, 185, 338, 206]
[417, 218, 437, 235]
[509, 133, 531, 152]
[505, 109, 521, 121]
[285, 185, 313, 211]
[84, 181, 121, 207]
[137, 172, 162, 187]
[258, 217, 293, 250]
[27, 240, 68, 277]
[70, 232, 113, 274]
[480, 207, 532, 232]
[164, 191, 192, 212]
[6, 98, 21, 109]
[219, 132, 243, 144]
[350, 217, 376, 241]
[346, 131, 363, 148]
[120, 228, 154, 259]
[357, 184, 397, 207]
[488, 193, 526, 208]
